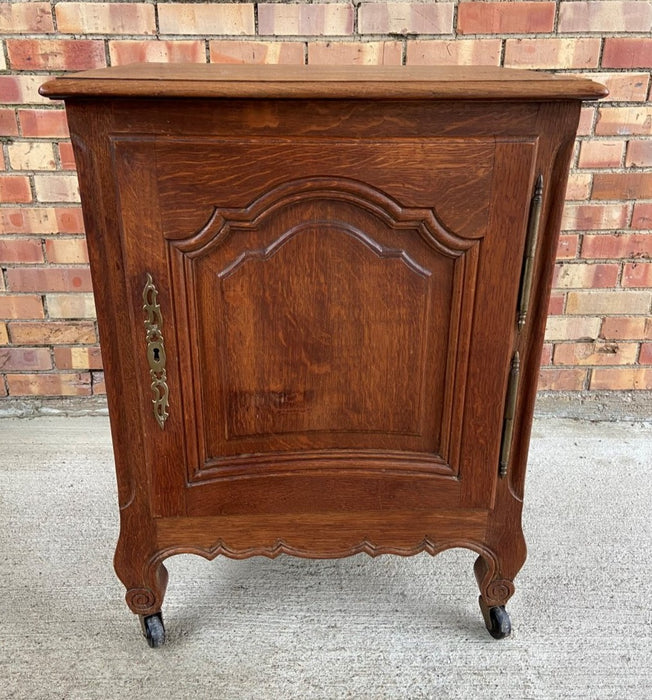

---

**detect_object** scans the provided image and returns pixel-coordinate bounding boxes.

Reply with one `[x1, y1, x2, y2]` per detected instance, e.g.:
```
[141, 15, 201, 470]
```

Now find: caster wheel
[486, 605, 511, 639]
[478, 597, 512, 639]
[140, 612, 165, 648]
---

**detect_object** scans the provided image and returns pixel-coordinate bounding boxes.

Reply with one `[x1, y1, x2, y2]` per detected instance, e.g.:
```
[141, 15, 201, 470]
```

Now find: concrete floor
[1, 416, 651, 699]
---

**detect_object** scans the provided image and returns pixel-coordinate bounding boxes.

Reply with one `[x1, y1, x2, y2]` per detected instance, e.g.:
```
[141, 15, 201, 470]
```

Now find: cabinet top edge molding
[40, 63, 607, 102]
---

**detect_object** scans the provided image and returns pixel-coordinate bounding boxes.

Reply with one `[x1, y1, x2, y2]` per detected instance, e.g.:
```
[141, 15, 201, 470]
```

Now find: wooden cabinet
[41, 65, 606, 646]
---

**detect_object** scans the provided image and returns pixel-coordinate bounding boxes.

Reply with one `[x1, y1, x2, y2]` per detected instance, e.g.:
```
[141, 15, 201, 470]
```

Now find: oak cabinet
[41, 65, 606, 646]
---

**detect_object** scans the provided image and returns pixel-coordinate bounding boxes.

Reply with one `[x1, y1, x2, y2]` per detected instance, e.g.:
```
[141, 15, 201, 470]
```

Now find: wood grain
[46, 66, 603, 626]
[39, 63, 608, 100]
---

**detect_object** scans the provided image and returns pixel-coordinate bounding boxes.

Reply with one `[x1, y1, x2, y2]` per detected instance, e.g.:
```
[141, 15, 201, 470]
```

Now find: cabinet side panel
[65, 104, 176, 610]
[509, 103, 582, 501]
[459, 139, 538, 508]
[65, 106, 146, 512]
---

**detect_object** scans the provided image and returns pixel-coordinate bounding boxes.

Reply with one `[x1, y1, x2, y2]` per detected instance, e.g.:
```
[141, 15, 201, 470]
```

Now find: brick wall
[1, 1, 651, 401]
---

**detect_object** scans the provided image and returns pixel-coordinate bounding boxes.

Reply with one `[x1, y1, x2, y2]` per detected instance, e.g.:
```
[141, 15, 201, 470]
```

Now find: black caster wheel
[478, 597, 512, 639]
[486, 605, 511, 639]
[140, 612, 166, 648]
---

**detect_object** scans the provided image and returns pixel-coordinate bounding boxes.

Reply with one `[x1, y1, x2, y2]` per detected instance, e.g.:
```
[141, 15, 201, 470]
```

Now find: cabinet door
[112, 135, 536, 516]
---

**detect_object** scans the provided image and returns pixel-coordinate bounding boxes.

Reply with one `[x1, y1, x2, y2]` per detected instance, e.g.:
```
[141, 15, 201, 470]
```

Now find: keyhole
[153, 347, 160, 362]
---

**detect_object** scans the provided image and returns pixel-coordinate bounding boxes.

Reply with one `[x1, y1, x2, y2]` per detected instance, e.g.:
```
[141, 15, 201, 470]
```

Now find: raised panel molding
[170, 177, 478, 257]
[216, 221, 432, 282]
[168, 176, 480, 483]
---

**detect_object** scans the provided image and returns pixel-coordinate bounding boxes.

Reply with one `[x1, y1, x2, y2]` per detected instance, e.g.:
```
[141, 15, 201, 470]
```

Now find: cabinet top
[40, 64, 607, 101]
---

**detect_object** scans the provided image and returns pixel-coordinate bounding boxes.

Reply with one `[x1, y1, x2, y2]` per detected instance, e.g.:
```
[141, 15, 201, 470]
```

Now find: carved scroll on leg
[114, 504, 169, 617]
[118, 558, 169, 617]
[474, 554, 516, 608]
[124, 566, 168, 616]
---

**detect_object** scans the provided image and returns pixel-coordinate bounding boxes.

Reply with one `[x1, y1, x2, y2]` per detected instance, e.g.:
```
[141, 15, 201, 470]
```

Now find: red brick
[537, 368, 587, 391]
[34, 174, 80, 203]
[407, 39, 501, 66]
[562, 203, 630, 231]
[591, 73, 649, 102]
[45, 178, 79, 207]
[600, 317, 649, 340]
[0, 109, 18, 137]
[565, 173, 592, 201]
[631, 203, 652, 230]
[540, 343, 553, 366]
[566, 290, 650, 315]
[19, 109, 69, 138]
[640, 343, 652, 365]
[577, 107, 595, 137]
[557, 234, 579, 259]
[545, 316, 601, 342]
[159, 3, 255, 35]
[360, 2, 453, 34]
[56, 2, 155, 35]
[58, 142, 76, 171]
[559, 1, 651, 33]
[0, 239, 44, 264]
[309, 41, 402, 65]
[0, 76, 50, 105]
[6, 39, 106, 71]
[109, 40, 205, 66]
[0, 175, 32, 204]
[8, 321, 97, 345]
[504, 38, 600, 70]
[45, 238, 89, 264]
[596, 107, 652, 137]
[7, 373, 92, 397]
[0, 295, 44, 320]
[0, 347, 52, 371]
[46, 294, 96, 319]
[566, 171, 594, 202]
[548, 293, 565, 315]
[553, 263, 619, 289]
[592, 173, 652, 201]
[8, 142, 57, 171]
[603, 38, 652, 69]
[0, 208, 57, 235]
[590, 368, 652, 390]
[258, 3, 352, 36]
[92, 371, 106, 395]
[0, 322, 7, 345]
[622, 262, 652, 288]
[0, 2, 54, 33]
[210, 41, 305, 65]
[54, 346, 103, 370]
[581, 234, 651, 260]
[6, 267, 92, 293]
[55, 208, 85, 234]
[626, 141, 652, 167]
[458, 2, 555, 35]
[578, 140, 623, 169]
[553, 341, 638, 366]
